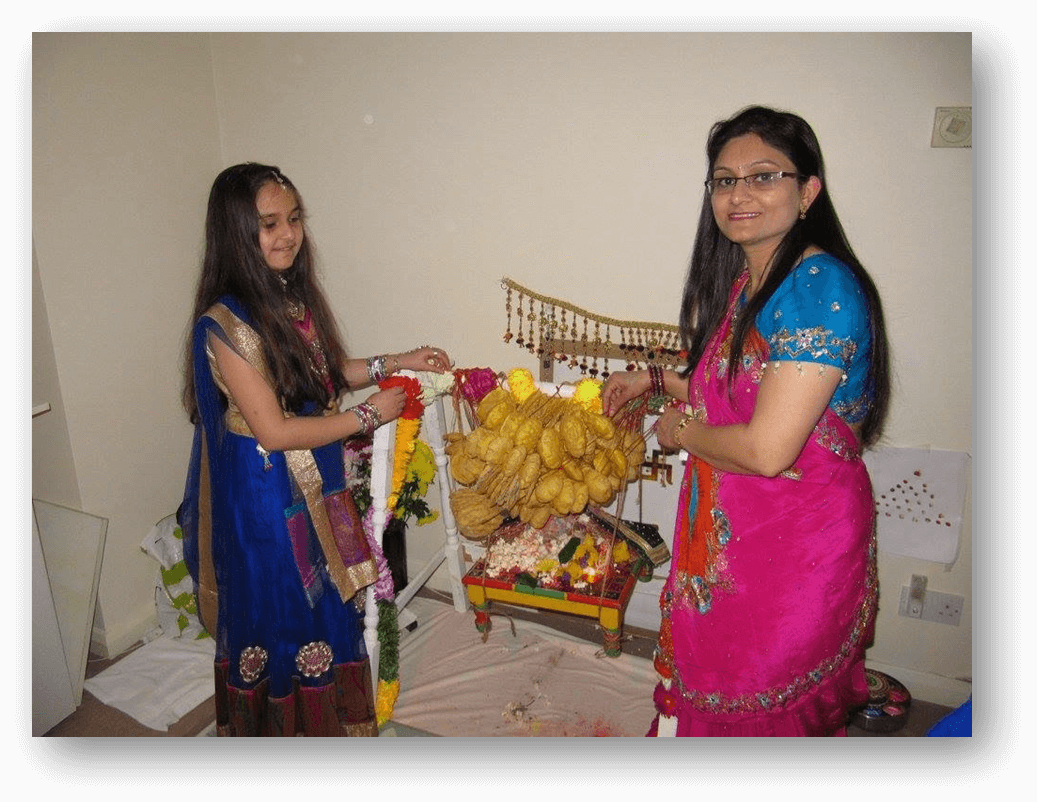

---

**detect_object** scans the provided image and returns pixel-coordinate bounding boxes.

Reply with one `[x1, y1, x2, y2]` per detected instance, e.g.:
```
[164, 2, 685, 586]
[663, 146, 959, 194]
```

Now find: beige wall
[33, 33, 223, 653]
[32, 32, 972, 700]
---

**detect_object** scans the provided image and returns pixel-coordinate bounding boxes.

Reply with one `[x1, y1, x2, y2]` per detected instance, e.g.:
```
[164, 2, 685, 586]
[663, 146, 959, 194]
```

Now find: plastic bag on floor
[140, 514, 209, 641]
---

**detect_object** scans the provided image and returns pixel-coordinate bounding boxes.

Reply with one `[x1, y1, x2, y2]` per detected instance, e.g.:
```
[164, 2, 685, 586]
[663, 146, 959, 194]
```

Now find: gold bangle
[671, 414, 695, 447]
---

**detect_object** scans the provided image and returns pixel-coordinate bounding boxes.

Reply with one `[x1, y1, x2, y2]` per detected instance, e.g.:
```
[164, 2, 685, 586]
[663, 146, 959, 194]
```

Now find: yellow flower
[572, 378, 603, 414]
[387, 417, 422, 512]
[376, 678, 401, 727]
[507, 367, 537, 404]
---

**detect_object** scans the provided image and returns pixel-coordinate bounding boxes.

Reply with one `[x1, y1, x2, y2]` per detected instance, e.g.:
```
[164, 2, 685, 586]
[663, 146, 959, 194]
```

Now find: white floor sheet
[80, 595, 659, 737]
[392, 597, 658, 737]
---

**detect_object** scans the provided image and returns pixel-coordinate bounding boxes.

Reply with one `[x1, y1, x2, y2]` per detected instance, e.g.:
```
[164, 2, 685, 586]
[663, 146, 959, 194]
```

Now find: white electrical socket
[921, 591, 964, 626]
[899, 584, 963, 626]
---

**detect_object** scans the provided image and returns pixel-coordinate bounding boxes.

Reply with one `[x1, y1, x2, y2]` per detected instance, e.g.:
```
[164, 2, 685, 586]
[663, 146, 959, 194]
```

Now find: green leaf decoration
[376, 599, 400, 682]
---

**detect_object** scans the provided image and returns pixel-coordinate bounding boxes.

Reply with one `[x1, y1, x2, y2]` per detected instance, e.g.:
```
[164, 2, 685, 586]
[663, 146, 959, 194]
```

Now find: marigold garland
[387, 417, 421, 511]
[376, 678, 401, 727]
[372, 371, 452, 728]
[571, 377, 604, 414]
[506, 367, 537, 403]
[508, 367, 602, 412]
[380, 375, 425, 513]
[381, 374, 426, 419]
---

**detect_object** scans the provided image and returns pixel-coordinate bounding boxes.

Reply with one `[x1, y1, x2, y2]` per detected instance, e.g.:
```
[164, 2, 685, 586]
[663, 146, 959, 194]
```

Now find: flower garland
[374, 598, 401, 727]
[507, 366, 604, 413]
[344, 437, 406, 729]
[571, 376, 604, 414]
[506, 367, 537, 404]
[379, 374, 425, 513]
[370, 374, 427, 725]
[371, 370, 456, 727]
[398, 441, 439, 525]
[454, 367, 499, 407]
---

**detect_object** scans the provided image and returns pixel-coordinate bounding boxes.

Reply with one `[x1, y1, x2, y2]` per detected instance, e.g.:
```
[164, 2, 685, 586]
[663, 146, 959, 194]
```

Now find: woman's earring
[799, 205, 807, 220]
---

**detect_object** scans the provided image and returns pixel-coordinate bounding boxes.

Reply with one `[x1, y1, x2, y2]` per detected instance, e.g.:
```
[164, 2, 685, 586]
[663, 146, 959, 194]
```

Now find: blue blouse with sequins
[756, 253, 873, 423]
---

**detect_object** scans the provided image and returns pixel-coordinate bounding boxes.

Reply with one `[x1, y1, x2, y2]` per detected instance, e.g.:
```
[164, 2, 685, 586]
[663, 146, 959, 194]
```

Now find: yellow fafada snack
[447, 369, 646, 539]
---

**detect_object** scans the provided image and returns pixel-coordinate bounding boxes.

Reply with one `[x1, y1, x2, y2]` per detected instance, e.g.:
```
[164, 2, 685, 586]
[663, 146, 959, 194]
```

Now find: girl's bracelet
[350, 401, 382, 436]
[365, 355, 387, 383]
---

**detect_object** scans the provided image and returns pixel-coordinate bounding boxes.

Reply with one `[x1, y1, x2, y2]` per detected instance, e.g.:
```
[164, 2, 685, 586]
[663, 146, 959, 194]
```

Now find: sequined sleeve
[757, 254, 873, 422]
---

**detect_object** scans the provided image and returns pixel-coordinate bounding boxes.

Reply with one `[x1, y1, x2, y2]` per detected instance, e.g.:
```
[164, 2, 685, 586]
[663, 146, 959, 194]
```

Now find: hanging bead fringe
[501, 277, 685, 381]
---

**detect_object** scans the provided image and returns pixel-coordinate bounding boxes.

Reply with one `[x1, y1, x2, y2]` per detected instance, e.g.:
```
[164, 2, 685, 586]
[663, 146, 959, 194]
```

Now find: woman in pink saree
[603, 106, 890, 736]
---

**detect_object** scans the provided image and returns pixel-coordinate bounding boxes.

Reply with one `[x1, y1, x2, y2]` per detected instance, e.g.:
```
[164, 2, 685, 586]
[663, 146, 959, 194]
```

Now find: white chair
[363, 386, 469, 695]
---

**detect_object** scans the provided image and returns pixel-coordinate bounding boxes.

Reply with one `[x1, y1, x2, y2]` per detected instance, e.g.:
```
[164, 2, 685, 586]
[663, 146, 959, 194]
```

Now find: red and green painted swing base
[461, 557, 646, 657]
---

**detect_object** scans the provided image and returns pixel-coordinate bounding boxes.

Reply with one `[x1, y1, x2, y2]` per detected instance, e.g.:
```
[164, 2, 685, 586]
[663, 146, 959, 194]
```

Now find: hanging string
[501, 277, 684, 371]
[503, 284, 514, 344]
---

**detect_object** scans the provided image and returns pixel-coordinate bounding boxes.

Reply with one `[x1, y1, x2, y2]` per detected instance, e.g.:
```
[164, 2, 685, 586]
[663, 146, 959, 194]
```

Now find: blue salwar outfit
[179, 295, 378, 736]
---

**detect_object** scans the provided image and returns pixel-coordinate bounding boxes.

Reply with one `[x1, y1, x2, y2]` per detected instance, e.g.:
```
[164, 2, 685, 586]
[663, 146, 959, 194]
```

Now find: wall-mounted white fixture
[931, 106, 971, 148]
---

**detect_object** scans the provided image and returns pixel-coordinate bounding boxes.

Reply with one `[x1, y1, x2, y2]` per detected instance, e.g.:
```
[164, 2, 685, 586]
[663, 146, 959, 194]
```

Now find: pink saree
[651, 269, 878, 737]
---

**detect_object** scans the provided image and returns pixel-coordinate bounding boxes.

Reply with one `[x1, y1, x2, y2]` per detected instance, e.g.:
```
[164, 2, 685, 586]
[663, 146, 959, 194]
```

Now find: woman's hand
[656, 406, 690, 452]
[398, 346, 452, 374]
[601, 370, 650, 416]
[365, 385, 408, 424]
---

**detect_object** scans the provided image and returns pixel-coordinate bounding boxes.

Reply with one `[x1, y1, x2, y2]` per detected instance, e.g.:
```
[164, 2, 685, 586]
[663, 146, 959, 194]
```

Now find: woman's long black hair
[182, 163, 349, 422]
[679, 106, 891, 447]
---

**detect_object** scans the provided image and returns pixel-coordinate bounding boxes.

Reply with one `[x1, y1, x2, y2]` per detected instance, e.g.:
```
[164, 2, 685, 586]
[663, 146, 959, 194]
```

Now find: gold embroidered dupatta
[191, 303, 377, 633]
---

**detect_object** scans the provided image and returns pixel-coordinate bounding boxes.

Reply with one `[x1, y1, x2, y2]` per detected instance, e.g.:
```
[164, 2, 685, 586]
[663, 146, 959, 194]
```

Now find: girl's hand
[601, 370, 650, 416]
[366, 386, 408, 424]
[399, 346, 452, 373]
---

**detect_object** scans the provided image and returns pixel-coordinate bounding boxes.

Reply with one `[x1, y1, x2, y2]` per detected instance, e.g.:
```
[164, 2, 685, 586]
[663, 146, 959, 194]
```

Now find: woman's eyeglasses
[705, 171, 804, 196]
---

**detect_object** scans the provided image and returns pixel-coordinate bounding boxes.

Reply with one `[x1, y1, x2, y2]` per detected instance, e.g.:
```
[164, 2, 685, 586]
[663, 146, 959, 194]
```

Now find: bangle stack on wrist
[366, 355, 398, 383]
[648, 365, 666, 397]
[351, 401, 382, 436]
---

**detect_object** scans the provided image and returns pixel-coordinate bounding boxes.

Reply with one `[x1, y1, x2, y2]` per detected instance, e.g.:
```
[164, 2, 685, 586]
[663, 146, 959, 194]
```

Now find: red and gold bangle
[350, 401, 382, 436]
[648, 364, 666, 396]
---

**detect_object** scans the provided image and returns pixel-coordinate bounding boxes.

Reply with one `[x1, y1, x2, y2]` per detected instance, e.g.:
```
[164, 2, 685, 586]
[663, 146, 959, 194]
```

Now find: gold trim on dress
[201, 302, 378, 604]
[196, 434, 219, 636]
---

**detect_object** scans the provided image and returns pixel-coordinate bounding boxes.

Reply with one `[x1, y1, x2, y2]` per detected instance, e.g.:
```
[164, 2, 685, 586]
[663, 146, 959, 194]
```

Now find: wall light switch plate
[932, 106, 972, 148]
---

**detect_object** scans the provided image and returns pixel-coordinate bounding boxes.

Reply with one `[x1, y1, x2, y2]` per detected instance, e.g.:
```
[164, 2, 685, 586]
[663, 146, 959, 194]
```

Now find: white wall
[32, 32, 972, 700]
[32, 33, 223, 654]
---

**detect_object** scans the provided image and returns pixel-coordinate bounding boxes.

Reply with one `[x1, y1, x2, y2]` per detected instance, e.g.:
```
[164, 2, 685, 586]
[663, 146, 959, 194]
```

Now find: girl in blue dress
[179, 163, 451, 736]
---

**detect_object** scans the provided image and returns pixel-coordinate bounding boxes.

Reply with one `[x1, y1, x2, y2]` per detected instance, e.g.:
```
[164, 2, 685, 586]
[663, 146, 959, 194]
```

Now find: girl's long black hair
[679, 106, 890, 447]
[183, 163, 349, 422]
